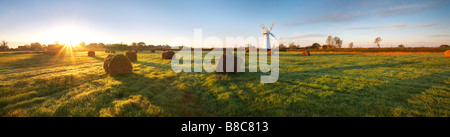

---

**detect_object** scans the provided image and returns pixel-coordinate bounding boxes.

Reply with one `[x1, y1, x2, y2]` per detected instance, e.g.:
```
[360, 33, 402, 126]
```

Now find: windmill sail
[260, 21, 278, 50]
[270, 33, 278, 41]
[269, 21, 275, 31]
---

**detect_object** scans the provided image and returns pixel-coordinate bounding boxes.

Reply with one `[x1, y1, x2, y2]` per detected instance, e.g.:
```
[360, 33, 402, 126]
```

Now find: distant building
[17, 45, 31, 51]
[47, 44, 62, 50]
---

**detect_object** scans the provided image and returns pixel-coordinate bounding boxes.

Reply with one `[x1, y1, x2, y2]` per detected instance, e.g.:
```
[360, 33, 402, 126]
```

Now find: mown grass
[0, 51, 449, 117]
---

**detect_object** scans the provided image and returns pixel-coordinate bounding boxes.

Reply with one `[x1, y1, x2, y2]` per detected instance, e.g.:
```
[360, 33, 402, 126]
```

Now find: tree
[398, 44, 405, 48]
[79, 41, 86, 48]
[99, 43, 106, 49]
[311, 43, 321, 49]
[278, 43, 287, 49]
[131, 42, 137, 47]
[288, 43, 296, 49]
[374, 37, 382, 48]
[0, 40, 9, 51]
[349, 42, 354, 48]
[334, 37, 343, 48]
[88, 43, 99, 49]
[326, 35, 343, 48]
[326, 36, 333, 47]
[106, 43, 128, 51]
[137, 42, 146, 47]
[30, 42, 43, 50]
[440, 44, 449, 48]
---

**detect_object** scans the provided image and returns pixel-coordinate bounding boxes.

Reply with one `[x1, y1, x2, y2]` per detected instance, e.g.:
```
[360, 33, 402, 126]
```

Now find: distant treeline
[77, 42, 173, 51]
[287, 47, 450, 53]
[1, 41, 177, 51]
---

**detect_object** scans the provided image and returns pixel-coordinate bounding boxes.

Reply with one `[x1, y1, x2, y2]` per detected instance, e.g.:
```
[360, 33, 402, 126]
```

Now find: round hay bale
[103, 54, 133, 76]
[88, 51, 95, 57]
[105, 50, 110, 53]
[214, 52, 243, 74]
[47, 51, 57, 56]
[103, 54, 115, 71]
[125, 51, 137, 62]
[151, 49, 155, 53]
[161, 50, 175, 59]
[302, 50, 310, 56]
[445, 50, 450, 57]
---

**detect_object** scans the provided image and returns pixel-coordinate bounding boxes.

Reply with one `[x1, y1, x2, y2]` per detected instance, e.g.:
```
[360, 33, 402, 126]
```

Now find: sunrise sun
[46, 26, 87, 46]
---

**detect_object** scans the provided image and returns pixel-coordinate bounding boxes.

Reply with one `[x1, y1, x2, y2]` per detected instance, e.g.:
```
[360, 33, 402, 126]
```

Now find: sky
[0, 0, 450, 48]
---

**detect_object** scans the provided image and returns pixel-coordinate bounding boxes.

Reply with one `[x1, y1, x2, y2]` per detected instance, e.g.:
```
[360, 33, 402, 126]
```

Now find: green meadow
[0, 51, 449, 117]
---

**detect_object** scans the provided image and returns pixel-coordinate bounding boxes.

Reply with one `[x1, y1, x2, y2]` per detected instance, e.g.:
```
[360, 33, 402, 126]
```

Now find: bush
[311, 43, 321, 49]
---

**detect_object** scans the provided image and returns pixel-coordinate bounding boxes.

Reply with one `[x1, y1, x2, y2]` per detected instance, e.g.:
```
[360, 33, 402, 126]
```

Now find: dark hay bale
[103, 54, 133, 76]
[105, 50, 110, 53]
[214, 52, 243, 73]
[125, 51, 137, 62]
[151, 49, 155, 53]
[110, 51, 116, 53]
[88, 51, 95, 57]
[445, 50, 450, 57]
[161, 50, 175, 59]
[302, 50, 310, 56]
[47, 51, 57, 56]
[103, 54, 115, 71]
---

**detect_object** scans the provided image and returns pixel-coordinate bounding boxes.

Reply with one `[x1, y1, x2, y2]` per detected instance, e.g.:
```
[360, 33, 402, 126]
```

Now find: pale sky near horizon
[1, 0, 450, 48]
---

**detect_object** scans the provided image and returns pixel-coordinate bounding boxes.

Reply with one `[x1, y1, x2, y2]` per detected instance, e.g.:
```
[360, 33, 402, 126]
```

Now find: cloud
[282, 0, 446, 26]
[346, 26, 386, 30]
[289, 34, 327, 39]
[375, 2, 438, 17]
[430, 34, 450, 37]
[278, 34, 327, 45]
[409, 41, 441, 47]
[283, 12, 365, 26]
[346, 23, 441, 30]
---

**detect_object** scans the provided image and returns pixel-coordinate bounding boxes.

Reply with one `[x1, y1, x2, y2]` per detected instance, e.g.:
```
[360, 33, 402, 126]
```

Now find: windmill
[260, 21, 278, 50]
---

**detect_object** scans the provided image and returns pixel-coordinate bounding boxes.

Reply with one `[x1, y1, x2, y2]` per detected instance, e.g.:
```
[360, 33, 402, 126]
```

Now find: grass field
[0, 51, 449, 117]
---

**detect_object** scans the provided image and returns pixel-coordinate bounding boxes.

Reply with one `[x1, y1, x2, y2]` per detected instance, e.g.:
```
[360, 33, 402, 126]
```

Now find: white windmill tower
[260, 21, 278, 50]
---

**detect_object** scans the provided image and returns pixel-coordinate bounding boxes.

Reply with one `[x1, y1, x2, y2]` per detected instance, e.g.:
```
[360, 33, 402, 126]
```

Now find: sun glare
[46, 26, 87, 46]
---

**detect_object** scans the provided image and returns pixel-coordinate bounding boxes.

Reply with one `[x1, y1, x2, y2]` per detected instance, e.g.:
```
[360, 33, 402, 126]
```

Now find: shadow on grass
[0, 54, 54, 69]
[135, 61, 172, 70]
[91, 56, 105, 62]
[278, 61, 421, 87]
[347, 71, 450, 116]
[303, 61, 420, 73]
[0, 74, 110, 116]
[282, 53, 358, 57]
[109, 72, 206, 116]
